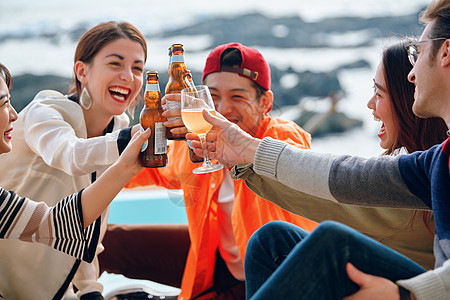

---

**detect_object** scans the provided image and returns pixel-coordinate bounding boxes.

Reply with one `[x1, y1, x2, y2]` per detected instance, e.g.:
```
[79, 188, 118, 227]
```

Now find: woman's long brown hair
[382, 39, 448, 156]
[382, 39, 447, 236]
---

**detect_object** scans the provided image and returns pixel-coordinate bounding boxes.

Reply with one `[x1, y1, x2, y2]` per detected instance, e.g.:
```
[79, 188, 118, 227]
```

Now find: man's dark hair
[420, 0, 450, 58]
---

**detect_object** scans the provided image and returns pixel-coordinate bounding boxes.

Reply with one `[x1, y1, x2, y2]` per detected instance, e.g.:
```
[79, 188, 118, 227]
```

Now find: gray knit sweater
[252, 137, 450, 300]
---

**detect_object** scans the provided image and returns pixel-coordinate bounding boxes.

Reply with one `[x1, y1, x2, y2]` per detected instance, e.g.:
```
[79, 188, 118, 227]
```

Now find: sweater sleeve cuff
[253, 137, 288, 179]
[117, 127, 132, 155]
[77, 190, 100, 263]
[397, 270, 447, 300]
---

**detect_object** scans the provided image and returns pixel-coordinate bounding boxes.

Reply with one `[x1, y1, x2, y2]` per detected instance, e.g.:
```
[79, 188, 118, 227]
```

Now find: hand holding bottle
[162, 93, 188, 136]
[139, 71, 168, 168]
[165, 44, 190, 140]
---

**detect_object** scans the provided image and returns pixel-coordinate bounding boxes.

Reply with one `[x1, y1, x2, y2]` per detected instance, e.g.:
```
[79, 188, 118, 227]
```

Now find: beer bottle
[165, 43, 190, 140]
[185, 70, 197, 94]
[167, 45, 173, 73]
[184, 70, 203, 163]
[140, 71, 168, 168]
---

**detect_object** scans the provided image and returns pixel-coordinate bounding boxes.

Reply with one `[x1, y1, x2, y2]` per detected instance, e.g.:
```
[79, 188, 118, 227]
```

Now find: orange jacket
[126, 116, 318, 299]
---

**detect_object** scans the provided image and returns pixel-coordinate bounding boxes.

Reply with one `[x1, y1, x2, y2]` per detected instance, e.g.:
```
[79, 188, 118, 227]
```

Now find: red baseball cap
[202, 42, 271, 91]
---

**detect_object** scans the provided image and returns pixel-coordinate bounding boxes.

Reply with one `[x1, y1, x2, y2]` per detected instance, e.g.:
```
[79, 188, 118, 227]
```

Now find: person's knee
[261, 220, 305, 236]
[257, 220, 288, 236]
[251, 221, 299, 245]
[317, 220, 347, 232]
[247, 222, 285, 254]
[248, 221, 310, 258]
[313, 221, 354, 243]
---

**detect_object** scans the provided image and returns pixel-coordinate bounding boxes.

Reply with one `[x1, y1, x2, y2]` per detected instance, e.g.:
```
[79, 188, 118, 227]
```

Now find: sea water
[0, 0, 432, 295]
[0, 0, 432, 216]
[0, 0, 430, 156]
[0, 0, 432, 217]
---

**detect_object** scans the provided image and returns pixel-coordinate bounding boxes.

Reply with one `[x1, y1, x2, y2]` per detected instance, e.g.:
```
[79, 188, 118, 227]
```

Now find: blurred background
[0, 0, 433, 294]
[0, 0, 430, 157]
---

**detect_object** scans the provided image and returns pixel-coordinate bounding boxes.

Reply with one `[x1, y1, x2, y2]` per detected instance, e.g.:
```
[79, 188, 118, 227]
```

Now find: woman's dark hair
[0, 63, 13, 90]
[382, 39, 448, 155]
[383, 39, 447, 236]
[220, 48, 266, 100]
[69, 21, 147, 98]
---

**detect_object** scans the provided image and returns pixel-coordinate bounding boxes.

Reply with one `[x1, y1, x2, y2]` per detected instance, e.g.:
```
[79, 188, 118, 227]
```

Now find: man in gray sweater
[187, 0, 450, 298]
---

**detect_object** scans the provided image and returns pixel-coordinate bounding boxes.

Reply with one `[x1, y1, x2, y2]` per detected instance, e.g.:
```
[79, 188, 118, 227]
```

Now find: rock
[0, 8, 426, 49]
[10, 74, 71, 113]
[155, 11, 425, 49]
[9, 64, 361, 135]
[295, 111, 363, 137]
[336, 59, 371, 71]
[10, 63, 345, 110]
[9, 8, 416, 134]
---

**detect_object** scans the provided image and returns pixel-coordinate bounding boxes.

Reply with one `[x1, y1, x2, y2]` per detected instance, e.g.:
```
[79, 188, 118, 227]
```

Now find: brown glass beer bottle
[140, 71, 168, 168]
[165, 43, 190, 140]
[185, 70, 198, 94]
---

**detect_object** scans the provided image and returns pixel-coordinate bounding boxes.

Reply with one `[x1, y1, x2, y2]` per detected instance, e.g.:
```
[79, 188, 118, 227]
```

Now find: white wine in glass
[181, 109, 215, 134]
[181, 85, 223, 174]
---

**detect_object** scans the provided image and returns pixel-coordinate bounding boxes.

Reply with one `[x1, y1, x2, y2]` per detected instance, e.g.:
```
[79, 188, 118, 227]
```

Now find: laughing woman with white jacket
[0, 21, 147, 300]
[0, 60, 150, 295]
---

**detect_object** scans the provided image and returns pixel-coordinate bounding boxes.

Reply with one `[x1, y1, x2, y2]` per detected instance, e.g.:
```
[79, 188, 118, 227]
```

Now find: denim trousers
[244, 220, 426, 300]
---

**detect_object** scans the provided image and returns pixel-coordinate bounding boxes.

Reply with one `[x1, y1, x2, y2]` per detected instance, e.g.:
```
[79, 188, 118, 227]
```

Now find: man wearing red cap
[99, 43, 317, 300]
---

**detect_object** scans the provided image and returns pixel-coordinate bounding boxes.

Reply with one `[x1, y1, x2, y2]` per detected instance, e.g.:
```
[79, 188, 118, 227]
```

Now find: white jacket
[0, 90, 130, 299]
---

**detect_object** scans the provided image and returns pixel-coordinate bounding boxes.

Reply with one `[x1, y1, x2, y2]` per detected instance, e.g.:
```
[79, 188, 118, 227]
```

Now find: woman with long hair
[0, 21, 147, 300]
[370, 39, 447, 156]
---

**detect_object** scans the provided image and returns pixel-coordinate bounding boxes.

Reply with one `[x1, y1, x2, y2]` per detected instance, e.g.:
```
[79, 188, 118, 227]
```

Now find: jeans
[245, 220, 426, 300]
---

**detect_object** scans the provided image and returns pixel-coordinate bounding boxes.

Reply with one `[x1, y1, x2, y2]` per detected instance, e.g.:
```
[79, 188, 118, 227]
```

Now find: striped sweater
[253, 136, 450, 300]
[0, 188, 100, 262]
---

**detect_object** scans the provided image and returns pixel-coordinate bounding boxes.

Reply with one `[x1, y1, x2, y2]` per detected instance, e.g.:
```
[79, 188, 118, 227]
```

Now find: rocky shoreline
[6, 8, 425, 136]
[9, 59, 365, 137]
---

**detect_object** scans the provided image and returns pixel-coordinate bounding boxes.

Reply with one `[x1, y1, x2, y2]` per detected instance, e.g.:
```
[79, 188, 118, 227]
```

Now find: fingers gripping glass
[181, 85, 224, 174]
[406, 38, 447, 66]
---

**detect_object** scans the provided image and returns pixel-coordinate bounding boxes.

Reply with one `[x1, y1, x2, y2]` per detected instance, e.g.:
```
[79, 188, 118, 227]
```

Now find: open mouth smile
[378, 122, 386, 136]
[4, 127, 13, 140]
[372, 113, 386, 137]
[109, 86, 131, 102]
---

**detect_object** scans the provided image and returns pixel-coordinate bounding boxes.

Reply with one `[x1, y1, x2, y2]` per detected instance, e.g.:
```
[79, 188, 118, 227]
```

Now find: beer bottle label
[172, 55, 185, 63]
[154, 122, 167, 154]
[146, 83, 160, 92]
[140, 124, 148, 152]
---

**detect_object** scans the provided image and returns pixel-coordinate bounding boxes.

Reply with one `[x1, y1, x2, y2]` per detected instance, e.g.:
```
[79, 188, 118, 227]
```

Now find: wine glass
[181, 85, 224, 174]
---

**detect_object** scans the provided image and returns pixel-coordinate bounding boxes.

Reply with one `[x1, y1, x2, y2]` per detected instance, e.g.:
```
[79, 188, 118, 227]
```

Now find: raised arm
[187, 111, 427, 210]
[253, 137, 427, 209]
[0, 129, 150, 261]
[80, 128, 150, 226]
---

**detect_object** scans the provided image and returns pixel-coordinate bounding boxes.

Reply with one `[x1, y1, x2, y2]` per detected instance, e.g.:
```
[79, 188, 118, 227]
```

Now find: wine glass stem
[199, 134, 212, 166]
